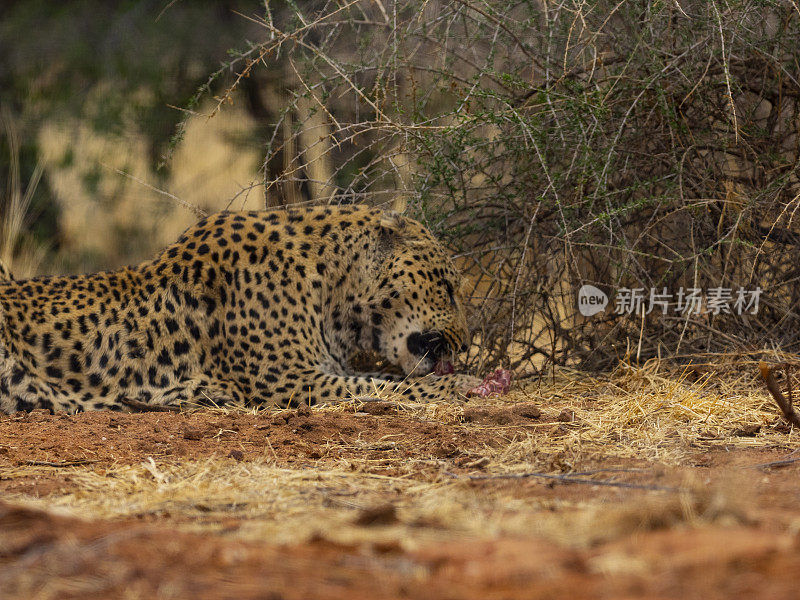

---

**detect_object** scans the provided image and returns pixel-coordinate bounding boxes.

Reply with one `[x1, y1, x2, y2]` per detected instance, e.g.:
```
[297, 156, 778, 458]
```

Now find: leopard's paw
[449, 373, 483, 395]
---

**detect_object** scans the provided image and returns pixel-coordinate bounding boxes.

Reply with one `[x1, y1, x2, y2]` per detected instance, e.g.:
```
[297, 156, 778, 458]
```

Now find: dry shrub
[190, 0, 800, 372]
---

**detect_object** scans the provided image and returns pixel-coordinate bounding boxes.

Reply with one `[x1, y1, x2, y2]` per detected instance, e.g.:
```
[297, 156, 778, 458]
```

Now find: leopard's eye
[444, 281, 456, 306]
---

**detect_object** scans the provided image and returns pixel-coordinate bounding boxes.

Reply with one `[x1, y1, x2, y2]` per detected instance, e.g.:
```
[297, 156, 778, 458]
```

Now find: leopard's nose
[407, 331, 447, 358]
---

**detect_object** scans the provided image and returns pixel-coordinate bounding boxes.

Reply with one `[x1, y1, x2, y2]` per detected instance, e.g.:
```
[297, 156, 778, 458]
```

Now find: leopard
[0, 205, 483, 413]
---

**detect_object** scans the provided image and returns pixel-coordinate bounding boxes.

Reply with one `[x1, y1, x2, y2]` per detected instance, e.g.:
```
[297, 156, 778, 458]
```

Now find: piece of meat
[467, 368, 513, 398]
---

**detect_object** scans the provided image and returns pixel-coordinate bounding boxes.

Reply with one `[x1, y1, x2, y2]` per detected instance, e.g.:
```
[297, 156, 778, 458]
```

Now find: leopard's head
[362, 212, 469, 376]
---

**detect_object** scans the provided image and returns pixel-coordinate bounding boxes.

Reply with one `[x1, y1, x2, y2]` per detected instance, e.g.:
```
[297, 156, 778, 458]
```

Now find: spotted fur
[0, 206, 479, 413]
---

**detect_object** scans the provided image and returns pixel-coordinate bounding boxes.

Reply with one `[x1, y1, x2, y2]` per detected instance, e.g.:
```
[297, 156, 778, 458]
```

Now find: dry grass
[0, 108, 46, 278]
[6, 355, 790, 550]
[503, 356, 789, 462]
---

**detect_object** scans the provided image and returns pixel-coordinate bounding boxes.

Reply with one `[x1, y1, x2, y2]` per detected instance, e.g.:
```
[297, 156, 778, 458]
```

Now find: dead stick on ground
[25, 459, 99, 467]
[514, 370, 538, 381]
[445, 471, 681, 492]
[748, 457, 800, 471]
[759, 361, 800, 428]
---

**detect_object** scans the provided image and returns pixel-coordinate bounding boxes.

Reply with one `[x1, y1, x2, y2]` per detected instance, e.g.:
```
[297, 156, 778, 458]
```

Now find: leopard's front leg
[377, 373, 483, 403]
[259, 367, 482, 407]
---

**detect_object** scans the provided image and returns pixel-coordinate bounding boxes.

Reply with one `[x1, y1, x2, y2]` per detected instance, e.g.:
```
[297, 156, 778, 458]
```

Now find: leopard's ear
[376, 210, 407, 258]
[379, 211, 407, 231]
[391, 195, 408, 213]
[458, 275, 469, 295]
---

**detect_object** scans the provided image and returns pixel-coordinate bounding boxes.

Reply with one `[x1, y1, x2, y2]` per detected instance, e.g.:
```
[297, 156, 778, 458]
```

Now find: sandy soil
[2, 400, 800, 599]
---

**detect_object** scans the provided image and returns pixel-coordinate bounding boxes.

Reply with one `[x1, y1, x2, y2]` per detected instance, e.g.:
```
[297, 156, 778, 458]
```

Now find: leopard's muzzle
[406, 331, 449, 361]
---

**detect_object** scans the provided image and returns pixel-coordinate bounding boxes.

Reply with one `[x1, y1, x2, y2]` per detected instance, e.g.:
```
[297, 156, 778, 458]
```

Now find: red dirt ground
[2, 405, 800, 599]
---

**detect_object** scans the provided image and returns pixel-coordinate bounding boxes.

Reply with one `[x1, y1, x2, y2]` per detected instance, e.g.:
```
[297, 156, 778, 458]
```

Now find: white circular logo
[578, 284, 608, 317]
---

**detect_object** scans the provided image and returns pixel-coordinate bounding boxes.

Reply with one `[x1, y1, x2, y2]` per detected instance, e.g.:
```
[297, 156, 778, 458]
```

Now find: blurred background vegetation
[0, 0, 267, 273]
[2, 0, 800, 373]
